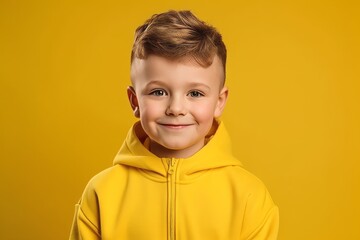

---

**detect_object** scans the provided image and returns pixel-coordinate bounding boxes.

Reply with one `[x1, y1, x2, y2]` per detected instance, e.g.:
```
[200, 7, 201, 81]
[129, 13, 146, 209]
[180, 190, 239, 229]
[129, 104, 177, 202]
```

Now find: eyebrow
[145, 80, 211, 91]
[145, 80, 165, 87]
[187, 82, 211, 91]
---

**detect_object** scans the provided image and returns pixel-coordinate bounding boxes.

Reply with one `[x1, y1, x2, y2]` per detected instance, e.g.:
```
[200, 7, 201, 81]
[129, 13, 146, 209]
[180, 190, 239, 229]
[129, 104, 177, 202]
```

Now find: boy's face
[128, 55, 228, 158]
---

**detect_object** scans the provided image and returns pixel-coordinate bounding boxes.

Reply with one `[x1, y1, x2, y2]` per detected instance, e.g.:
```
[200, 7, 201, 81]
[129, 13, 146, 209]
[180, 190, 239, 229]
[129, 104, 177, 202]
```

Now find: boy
[70, 10, 279, 240]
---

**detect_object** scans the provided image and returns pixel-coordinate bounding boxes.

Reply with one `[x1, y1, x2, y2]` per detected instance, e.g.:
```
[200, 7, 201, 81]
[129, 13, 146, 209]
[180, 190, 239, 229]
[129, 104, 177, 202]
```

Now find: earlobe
[133, 106, 140, 118]
[127, 86, 140, 118]
[214, 86, 228, 118]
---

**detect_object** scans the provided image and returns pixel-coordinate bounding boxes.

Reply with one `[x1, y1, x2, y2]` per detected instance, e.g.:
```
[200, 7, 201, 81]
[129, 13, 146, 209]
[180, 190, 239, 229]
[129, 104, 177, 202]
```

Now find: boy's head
[128, 10, 228, 158]
[131, 10, 227, 82]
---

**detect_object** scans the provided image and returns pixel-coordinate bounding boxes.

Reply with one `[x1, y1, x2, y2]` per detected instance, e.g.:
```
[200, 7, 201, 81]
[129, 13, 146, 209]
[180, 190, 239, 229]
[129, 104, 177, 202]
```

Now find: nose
[165, 95, 186, 116]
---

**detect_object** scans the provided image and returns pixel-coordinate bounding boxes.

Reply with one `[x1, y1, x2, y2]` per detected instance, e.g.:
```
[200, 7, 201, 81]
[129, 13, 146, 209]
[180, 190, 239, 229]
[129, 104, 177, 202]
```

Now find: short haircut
[131, 10, 227, 80]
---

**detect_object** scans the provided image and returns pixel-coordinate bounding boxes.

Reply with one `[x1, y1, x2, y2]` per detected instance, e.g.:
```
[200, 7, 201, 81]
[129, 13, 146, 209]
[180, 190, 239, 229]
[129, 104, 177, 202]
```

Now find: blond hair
[131, 10, 227, 80]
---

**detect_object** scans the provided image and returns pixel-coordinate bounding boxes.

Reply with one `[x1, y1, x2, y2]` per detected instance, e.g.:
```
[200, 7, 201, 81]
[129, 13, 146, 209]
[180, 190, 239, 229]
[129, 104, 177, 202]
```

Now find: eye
[149, 89, 167, 96]
[188, 90, 204, 98]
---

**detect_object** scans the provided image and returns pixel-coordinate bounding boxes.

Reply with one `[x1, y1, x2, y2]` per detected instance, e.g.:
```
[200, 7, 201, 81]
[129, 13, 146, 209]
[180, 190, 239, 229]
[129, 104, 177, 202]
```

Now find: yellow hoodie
[70, 121, 279, 240]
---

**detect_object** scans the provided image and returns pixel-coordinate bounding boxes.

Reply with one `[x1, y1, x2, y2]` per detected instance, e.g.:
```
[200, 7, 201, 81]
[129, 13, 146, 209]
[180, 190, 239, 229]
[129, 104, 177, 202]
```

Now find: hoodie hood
[113, 121, 242, 181]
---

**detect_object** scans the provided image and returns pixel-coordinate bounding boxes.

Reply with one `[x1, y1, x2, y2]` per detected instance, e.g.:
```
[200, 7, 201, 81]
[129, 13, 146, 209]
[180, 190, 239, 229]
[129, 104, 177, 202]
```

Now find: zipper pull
[168, 158, 176, 175]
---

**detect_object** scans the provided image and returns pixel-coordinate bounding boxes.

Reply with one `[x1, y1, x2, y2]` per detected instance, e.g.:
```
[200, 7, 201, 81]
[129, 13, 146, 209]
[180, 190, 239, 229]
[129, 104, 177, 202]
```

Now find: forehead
[130, 55, 224, 87]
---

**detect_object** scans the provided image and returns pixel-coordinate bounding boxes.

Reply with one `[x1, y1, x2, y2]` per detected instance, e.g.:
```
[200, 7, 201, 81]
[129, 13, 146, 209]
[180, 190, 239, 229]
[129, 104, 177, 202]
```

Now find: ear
[127, 86, 140, 118]
[214, 86, 228, 118]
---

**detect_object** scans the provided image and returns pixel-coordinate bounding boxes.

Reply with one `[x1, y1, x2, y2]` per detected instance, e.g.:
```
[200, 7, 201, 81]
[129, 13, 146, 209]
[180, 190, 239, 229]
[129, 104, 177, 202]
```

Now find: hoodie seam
[78, 205, 101, 237]
[245, 204, 278, 239]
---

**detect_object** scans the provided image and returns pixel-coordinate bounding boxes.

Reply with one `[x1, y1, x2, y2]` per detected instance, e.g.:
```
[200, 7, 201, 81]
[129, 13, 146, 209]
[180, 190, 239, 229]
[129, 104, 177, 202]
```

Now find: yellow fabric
[70, 121, 279, 240]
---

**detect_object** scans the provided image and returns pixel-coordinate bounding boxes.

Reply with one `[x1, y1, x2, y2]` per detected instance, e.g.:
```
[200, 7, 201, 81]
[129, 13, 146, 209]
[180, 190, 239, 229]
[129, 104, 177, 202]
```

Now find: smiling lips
[158, 123, 193, 129]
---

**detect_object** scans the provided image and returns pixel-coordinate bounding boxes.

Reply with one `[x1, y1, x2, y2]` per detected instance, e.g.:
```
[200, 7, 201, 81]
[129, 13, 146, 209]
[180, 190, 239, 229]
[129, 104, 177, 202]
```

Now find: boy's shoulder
[82, 165, 129, 193]
[230, 164, 274, 196]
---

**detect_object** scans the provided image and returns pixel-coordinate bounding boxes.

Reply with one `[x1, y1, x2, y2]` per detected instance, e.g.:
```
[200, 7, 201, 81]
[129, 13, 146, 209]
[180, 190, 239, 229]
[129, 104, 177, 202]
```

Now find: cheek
[191, 102, 217, 122]
[139, 100, 164, 119]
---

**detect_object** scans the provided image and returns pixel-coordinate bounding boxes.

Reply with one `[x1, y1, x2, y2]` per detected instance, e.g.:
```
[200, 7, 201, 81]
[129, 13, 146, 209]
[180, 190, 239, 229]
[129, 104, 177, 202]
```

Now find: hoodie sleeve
[241, 182, 279, 240]
[69, 183, 101, 240]
[244, 205, 279, 240]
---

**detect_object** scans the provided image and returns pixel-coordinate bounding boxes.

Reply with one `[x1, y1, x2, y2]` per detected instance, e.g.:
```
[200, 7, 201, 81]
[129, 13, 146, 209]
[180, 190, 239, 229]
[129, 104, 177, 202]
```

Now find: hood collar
[113, 121, 242, 181]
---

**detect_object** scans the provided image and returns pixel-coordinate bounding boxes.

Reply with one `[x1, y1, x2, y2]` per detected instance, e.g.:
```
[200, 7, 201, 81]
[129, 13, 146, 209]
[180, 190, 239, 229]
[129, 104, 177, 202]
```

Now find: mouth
[158, 123, 193, 129]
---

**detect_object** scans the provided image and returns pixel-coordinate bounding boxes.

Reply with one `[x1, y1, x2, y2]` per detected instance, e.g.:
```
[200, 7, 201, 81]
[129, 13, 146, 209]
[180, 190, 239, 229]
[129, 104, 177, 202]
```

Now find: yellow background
[1, 0, 359, 239]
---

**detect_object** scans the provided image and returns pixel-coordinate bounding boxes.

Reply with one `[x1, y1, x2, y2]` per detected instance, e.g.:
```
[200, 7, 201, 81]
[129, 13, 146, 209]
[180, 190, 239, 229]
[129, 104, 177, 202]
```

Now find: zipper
[167, 158, 177, 240]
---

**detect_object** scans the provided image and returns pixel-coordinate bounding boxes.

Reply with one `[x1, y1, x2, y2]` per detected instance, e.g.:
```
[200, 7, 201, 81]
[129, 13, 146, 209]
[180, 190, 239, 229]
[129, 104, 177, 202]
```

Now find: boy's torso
[79, 162, 277, 240]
